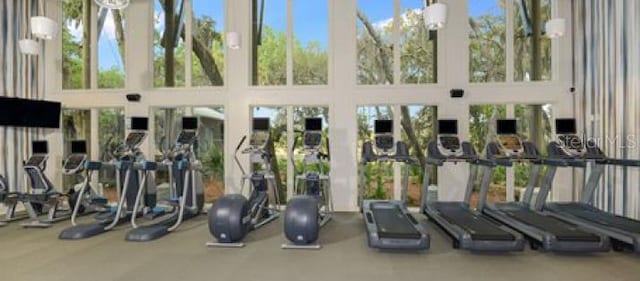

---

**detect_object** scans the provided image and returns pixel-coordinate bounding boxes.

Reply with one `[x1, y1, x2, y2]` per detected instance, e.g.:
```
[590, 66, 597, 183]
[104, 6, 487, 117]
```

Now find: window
[61, 109, 91, 190]
[251, 107, 288, 202]
[514, 0, 552, 81]
[62, 1, 126, 89]
[154, 0, 225, 87]
[153, 106, 225, 203]
[252, 0, 329, 86]
[400, 105, 436, 206]
[468, 0, 506, 83]
[98, 108, 125, 202]
[357, 0, 437, 85]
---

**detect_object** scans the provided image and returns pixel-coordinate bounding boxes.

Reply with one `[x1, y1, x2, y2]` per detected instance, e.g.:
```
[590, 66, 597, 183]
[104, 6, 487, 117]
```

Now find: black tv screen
[0, 97, 61, 129]
[438, 120, 458, 134]
[71, 140, 87, 154]
[131, 117, 148, 131]
[182, 117, 198, 130]
[374, 120, 392, 134]
[497, 119, 517, 135]
[253, 118, 270, 131]
[32, 141, 48, 154]
[305, 118, 322, 131]
[556, 118, 577, 134]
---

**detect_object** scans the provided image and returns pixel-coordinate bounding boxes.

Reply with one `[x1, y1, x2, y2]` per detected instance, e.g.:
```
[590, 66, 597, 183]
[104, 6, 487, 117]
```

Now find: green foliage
[202, 144, 224, 181]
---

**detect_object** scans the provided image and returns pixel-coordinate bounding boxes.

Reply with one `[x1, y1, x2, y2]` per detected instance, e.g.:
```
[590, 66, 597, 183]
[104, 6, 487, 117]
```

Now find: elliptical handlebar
[234, 136, 248, 176]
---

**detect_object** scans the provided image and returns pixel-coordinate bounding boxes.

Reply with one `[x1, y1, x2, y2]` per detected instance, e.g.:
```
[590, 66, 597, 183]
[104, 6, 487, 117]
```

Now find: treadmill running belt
[506, 210, 600, 242]
[560, 205, 640, 233]
[372, 207, 422, 240]
[441, 210, 515, 241]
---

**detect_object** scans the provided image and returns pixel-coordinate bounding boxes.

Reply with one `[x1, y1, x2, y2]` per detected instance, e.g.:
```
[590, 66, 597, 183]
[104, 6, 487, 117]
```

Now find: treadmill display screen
[305, 118, 322, 131]
[559, 135, 583, 150]
[32, 141, 48, 154]
[182, 117, 198, 130]
[497, 119, 517, 135]
[253, 118, 270, 131]
[125, 132, 146, 147]
[131, 117, 149, 131]
[556, 119, 577, 134]
[71, 140, 87, 154]
[374, 120, 392, 134]
[439, 136, 461, 150]
[438, 120, 458, 135]
[64, 154, 86, 170]
[498, 135, 522, 152]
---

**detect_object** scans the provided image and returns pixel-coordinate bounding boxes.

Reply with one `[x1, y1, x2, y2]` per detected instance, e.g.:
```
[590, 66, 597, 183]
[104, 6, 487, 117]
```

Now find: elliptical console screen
[64, 154, 86, 170]
[374, 120, 392, 134]
[71, 140, 87, 154]
[556, 118, 577, 134]
[131, 117, 149, 131]
[253, 118, 270, 131]
[304, 132, 322, 148]
[125, 132, 146, 147]
[438, 120, 458, 135]
[182, 117, 198, 130]
[32, 141, 48, 154]
[497, 119, 517, 135]
[305, 118, 322, 131]
[25, 155, 47, 166]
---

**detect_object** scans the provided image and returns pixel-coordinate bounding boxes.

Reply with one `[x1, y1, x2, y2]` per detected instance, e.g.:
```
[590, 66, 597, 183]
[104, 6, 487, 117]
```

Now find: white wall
[44, 0, 575, 211]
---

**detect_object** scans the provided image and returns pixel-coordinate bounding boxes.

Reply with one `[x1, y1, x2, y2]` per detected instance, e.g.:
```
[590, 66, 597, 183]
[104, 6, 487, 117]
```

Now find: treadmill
[358, 120, 429, 250]
[481, 119, 610, 252]
[422, 119, 525, 251]
[538, 118, 640, 253]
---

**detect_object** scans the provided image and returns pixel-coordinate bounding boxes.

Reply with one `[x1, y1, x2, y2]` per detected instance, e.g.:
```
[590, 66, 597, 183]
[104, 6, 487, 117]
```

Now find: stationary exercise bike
[207, 117, 281, 247]
[282, 118, 333, 249]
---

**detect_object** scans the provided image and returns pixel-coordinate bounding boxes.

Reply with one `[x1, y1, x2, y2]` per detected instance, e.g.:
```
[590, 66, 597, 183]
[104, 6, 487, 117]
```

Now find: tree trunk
[82, 0, 92, 89]
[180, 29, 223, 85]
[112, 10, 125, 64]
[164, 0, 176, 87]
[251, 0, 259, 85]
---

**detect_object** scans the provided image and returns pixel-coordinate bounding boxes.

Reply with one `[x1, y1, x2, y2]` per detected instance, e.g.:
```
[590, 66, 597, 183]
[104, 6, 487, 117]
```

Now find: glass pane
[154, 106, 225, 203]
[62, 109, 91, 191]
[251, 107, 288, 203]
[252, 0, 287, 86]
[97, 8, 125, 88]
[357, 106, 393, 200]
[154, 0, 187, 87]
[400, 0, 437, 84]
[293, 0, 329, 85]
[356, 0, 394, 85]
[468, 105, 507, 207]
[469, 0, 506, 83]
[400, 105, 436, 206]
[513, 104, 552, 200]
[98, 108, 125, 203]
[191, 0, 225, 86]
[514, 0, 552, 81]
[62, 0, 88, 89]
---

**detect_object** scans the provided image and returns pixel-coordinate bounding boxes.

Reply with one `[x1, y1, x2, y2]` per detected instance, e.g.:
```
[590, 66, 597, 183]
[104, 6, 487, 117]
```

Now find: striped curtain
[0, 0, 44, 192]
[575, 0, 640, 219]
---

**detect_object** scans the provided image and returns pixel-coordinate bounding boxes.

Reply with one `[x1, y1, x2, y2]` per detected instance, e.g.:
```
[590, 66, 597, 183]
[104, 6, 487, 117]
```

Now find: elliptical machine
[125, 117, 205, 242]
[0, 174, 15, 227]
[21, 141, 73, 228]
[60, 117, 162, 240]
[65, 140, 109, 218]
[282, 118, 333, 249]
[207, 117, 281, 247]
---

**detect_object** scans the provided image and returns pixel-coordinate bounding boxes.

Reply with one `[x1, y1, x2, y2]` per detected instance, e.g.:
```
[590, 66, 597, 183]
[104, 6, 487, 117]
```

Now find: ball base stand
[206, 241, 246, 248]
[281, 243, 322, 250]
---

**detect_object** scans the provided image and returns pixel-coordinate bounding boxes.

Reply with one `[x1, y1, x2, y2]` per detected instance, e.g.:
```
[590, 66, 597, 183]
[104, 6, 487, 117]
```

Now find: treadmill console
[374, 120, 394, 153]
[437, 119, 463, 157]
[304, 118, 323, 149]
[496, 119, 523, 157]
[555, 118, 585, 156]
[250, 117, 270, 149]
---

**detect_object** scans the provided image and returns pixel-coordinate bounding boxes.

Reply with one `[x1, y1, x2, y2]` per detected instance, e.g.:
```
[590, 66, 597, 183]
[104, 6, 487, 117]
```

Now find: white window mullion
[286, 106, 295, 201]
[286, 0, 294, 86]
[185, 0, 193, 86]
[506, 104, 515, 201]
[506, 0, 514, 83]
[90, 108, 100, 194]
[393, 105, 402, 200]
[392, 0, 401, 85]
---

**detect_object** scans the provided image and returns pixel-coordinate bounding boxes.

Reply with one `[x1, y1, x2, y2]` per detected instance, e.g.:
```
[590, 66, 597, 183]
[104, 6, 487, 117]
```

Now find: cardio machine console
[63, 140, 88, 174]
[496, 119, 523, 157]
[249, 117, 271, 149]
[555, 118, 585, 156]
[25, 141, 49, 167]
[374, 120, 394, 152]
[125, 132, 147, 149]
[437, 120, 463, 157]
[177, 131, 197, 146]
[304, 118, 323, 149]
